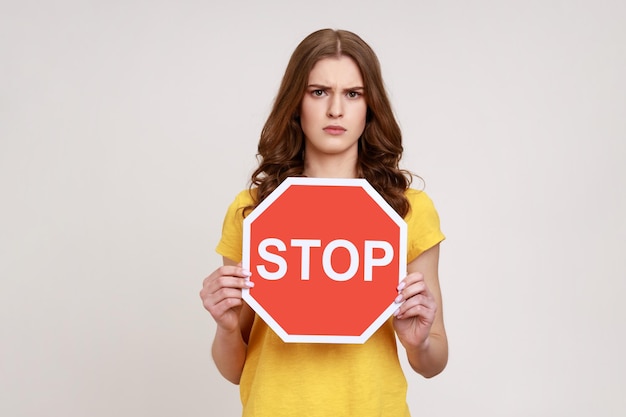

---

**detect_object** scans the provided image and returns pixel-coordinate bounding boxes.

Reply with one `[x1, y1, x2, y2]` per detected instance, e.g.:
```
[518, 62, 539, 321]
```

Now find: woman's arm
[393, 244, 448, 378]
[200, 257, 255, 384]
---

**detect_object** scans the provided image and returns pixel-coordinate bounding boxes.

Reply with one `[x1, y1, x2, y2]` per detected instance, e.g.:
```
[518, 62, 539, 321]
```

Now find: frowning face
[300, 55, 367, 173]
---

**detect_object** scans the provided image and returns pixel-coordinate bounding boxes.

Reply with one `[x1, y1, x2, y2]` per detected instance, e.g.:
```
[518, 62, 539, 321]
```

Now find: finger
[396, 272, 426, 294]
[407, 293, 437, 311]
[205, 265, 252, 284]
[200, 272, 254, 303]
[210, 275, 254, 291]
[203, 285, 248, 315]
[398, 271, 424, 288]
[203, 269, 253, 292]
[394, 294, 436, 318]
[204, 290, 245, 315]
[396, 302, 437, 321]
[395, 281, 430, 304]
[394, 302, 433, 320]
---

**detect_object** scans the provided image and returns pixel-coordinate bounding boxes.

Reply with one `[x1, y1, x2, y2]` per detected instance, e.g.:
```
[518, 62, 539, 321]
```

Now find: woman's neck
[303, 154, 358, 178]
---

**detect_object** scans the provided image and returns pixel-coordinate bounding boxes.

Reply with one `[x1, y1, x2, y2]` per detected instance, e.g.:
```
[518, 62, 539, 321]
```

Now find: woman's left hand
[392, 271, 437, 349]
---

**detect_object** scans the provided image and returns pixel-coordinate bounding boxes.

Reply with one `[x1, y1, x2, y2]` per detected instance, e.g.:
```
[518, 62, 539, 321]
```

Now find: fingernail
[245, 280, 255, 288]
[394, 294, 403, 304]
[242, 269, 252, 277]
[397, 282, 405, 291]
[393, 308, 400, 317]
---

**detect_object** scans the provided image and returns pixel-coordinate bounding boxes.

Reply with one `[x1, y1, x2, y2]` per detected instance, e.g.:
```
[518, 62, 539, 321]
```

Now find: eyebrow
[307, 84, 365, 91]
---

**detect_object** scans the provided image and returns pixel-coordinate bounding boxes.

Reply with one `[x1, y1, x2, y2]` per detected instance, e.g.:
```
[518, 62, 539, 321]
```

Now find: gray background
[2, 0, 625, 416]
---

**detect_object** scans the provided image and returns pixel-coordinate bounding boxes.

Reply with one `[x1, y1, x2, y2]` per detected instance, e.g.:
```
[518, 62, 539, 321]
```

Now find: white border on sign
[242, 177, 408, 344]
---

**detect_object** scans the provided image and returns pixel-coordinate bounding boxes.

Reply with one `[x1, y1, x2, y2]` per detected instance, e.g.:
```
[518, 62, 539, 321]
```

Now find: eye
[346, 91, 361, 99]
[311, 89, 326, 97]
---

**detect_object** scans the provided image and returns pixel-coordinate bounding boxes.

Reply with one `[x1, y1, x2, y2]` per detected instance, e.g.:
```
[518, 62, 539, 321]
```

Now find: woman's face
[300, 56, 367, 169]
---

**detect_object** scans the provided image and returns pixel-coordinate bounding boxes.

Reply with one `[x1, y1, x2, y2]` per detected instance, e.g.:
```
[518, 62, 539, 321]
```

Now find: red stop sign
[242, 177, 407, 343]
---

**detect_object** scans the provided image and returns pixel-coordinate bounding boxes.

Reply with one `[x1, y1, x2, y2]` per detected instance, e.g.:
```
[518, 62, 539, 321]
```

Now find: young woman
[200, 28, 448, 416]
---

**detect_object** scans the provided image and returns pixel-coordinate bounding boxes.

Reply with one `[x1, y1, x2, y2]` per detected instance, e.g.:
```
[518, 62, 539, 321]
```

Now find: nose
[327, 95, 343, 118]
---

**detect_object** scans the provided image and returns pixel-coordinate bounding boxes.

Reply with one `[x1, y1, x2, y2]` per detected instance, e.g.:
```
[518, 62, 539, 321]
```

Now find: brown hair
[248, 29, 415, 217]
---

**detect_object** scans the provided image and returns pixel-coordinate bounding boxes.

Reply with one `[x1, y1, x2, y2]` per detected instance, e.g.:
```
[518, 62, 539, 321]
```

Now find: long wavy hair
[248, 29, 415, 217]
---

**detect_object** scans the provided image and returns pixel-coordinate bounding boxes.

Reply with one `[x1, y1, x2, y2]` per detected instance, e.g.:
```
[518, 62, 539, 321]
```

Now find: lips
[323, 125, 347, 135]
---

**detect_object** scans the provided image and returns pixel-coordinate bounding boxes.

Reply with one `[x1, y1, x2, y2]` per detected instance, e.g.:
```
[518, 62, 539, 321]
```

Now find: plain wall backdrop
[1, 0, 625, 416]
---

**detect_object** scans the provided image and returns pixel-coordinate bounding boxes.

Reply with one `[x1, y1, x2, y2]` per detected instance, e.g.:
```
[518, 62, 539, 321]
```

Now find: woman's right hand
[200, 264, 254, 333]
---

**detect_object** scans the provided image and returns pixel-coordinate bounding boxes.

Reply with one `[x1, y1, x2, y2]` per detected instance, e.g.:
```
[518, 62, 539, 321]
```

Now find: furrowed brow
[307, 84, 364, 92]
[307, 84, 330, 90]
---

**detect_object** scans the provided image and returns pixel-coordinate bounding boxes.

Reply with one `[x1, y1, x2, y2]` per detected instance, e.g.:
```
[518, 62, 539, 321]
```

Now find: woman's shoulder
[403, 187, 442, 225]
[230, 187, 258, 207]
[403, 187, 445, 259]
[404, 187, 436, 208]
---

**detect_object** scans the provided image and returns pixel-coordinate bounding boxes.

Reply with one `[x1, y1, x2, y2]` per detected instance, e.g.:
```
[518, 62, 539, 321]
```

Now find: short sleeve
[215, 189, 256, 263]
[404, 189, 445, 262]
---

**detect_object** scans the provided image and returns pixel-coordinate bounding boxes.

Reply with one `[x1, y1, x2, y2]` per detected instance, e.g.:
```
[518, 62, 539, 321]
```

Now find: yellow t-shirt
[216, 187, 444, 417]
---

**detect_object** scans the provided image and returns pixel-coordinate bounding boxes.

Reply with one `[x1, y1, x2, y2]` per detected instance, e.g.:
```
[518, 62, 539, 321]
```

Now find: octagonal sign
[242, 177, 407, 344]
